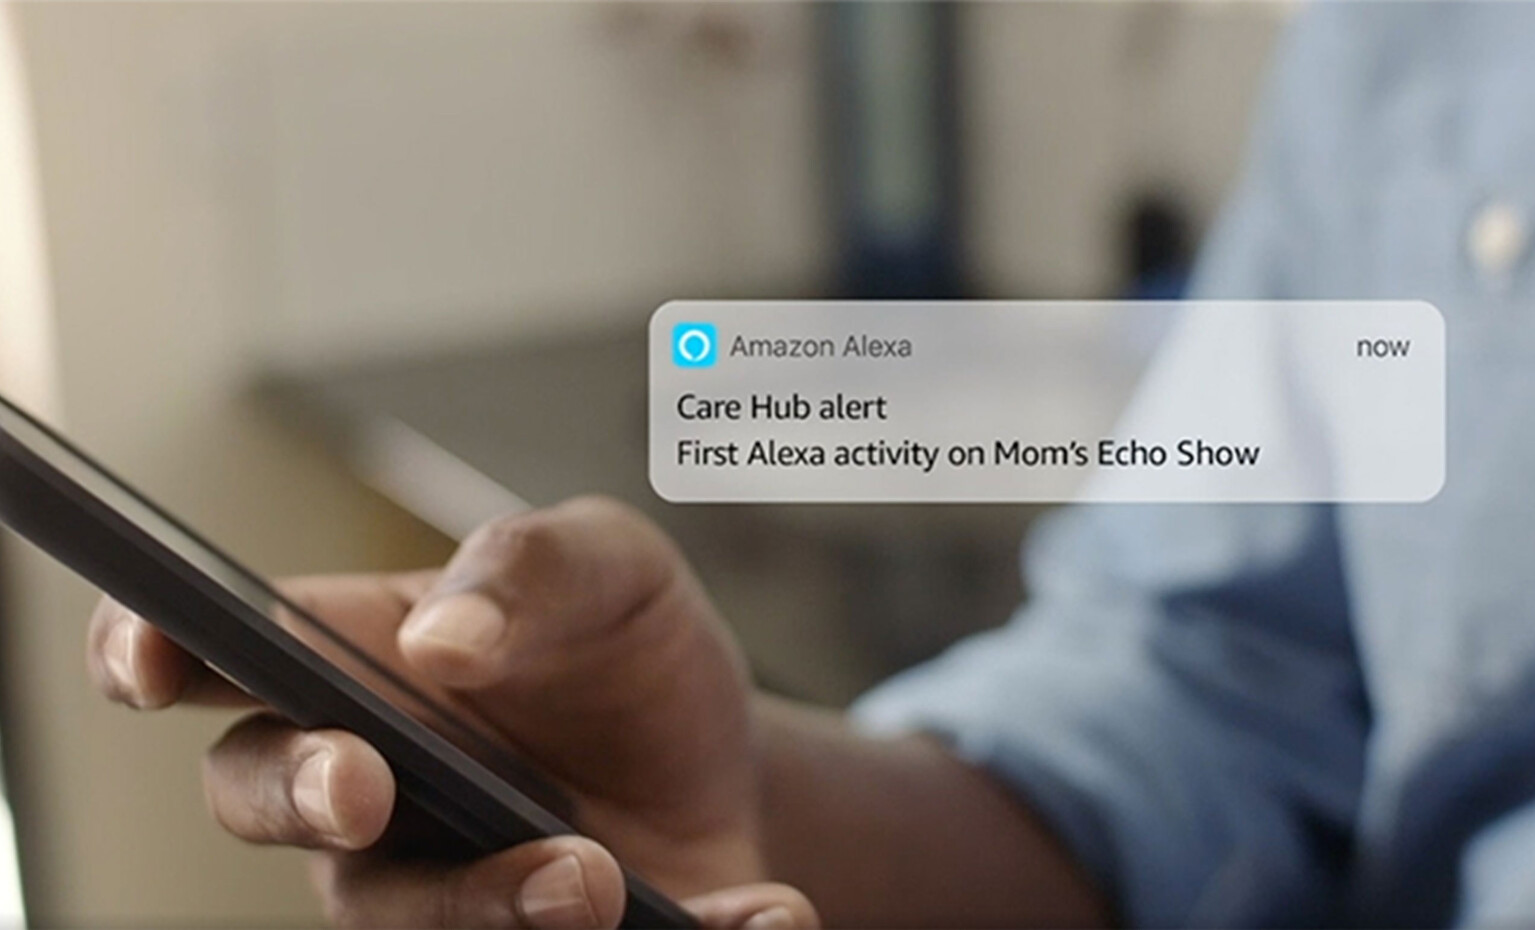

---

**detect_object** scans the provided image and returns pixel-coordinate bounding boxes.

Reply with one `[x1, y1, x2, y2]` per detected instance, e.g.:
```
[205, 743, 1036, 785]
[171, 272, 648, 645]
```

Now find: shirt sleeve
[851, 11, 1370, 926]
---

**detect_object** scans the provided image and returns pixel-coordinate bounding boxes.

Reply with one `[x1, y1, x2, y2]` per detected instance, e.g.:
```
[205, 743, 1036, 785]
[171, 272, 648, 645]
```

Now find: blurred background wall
[0, 2, 1285, 925]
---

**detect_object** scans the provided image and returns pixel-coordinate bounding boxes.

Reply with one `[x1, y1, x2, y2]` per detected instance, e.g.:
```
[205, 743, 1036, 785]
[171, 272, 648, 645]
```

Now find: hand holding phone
[0, 396, 815, 929]
[88, 499, 811, 929]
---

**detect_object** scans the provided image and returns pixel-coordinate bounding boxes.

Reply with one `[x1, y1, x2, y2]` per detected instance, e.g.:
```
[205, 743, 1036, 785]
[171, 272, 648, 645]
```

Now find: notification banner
[649, 300, 1444, 504]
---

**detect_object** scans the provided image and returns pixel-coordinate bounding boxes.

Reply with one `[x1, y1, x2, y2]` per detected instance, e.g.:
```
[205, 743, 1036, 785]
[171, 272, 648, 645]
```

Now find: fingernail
[104, 621, 144, 707]
[401, 593, 506, 655]
[743, 906, 796, 930]
[292, 750, 342, 842]
[517, 855, 596, 930]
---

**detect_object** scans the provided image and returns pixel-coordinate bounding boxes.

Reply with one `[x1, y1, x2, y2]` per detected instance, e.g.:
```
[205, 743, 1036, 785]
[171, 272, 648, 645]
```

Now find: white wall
[0, 1, 56, 416]
[170, 2, 1278, 367]
[7, 4, 452, 924]
[0, 5, 51, 924]
[254, 3, 829, 365]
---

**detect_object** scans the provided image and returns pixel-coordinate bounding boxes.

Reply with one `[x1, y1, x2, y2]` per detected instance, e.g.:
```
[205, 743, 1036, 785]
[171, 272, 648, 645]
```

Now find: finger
[204, 714, 395, 850]
[86, 571, 442, 711]
[396, 496, 686, 690]
[274, 571, 439, 651]
[683, 884, 820, 930]
[311, 835, 626, 930]
[272, 570, 459, 699]
[274, 571, 514, 748]
[86, 597, 252, 709]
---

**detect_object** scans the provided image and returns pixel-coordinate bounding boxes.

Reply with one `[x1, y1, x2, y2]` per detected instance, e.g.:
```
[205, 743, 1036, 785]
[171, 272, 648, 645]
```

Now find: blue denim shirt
[855, 4, 1535, 925]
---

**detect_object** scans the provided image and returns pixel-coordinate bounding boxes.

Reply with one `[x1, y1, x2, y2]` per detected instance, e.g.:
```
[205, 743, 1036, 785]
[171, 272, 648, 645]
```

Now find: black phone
[0, 393, 696, 929]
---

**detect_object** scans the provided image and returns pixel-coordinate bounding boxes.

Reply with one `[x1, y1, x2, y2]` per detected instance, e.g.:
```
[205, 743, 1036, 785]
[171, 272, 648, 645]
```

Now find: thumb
[396, 496, 684, 690]
[683, 884, 820, 930]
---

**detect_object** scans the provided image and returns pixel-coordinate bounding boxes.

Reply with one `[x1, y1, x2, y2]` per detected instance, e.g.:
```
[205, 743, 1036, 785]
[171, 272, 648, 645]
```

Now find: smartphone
[0, 393, 696, 929]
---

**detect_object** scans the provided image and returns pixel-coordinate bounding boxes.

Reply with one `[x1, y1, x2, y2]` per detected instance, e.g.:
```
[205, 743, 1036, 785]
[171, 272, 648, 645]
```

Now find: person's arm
[756, 697, 1108, 928]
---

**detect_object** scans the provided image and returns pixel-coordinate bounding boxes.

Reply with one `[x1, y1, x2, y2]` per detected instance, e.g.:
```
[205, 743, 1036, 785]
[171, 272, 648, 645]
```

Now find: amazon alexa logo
[672, 323, 718, 368]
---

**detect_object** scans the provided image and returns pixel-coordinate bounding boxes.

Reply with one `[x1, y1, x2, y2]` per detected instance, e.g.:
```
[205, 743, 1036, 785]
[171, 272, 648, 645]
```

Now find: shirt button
[1466, 200, 1529, 284]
